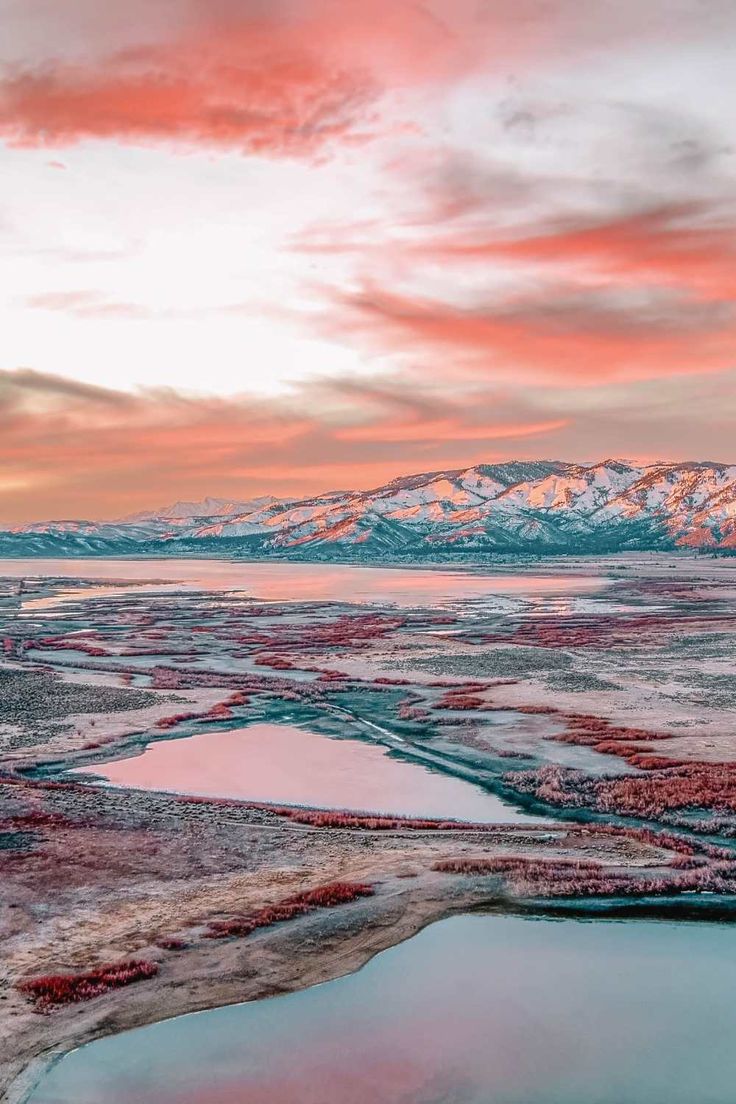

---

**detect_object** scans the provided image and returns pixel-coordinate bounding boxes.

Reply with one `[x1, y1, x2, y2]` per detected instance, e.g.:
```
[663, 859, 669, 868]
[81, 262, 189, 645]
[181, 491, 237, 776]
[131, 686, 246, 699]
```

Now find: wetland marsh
[3, 554, 736, 1104]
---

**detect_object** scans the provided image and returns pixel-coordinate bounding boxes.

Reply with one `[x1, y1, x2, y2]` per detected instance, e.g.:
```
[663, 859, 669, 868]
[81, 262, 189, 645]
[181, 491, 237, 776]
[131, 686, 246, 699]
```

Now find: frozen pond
[28, 913, 736, 1104]
[74, 722, 540, 823]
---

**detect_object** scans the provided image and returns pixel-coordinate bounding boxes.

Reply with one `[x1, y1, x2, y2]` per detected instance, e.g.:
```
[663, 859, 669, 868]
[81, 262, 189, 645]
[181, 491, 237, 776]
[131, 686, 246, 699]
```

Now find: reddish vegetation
[581, 822, 722, 857]
[173, 795, 500, 834]
[508, 761, 736, 826]
[511, 704, 678, 772]
[434, 693, 488, 711]
[175, 794, 244, 809]
[203, 701, 235, 721]
[157, 937, 187, 951]
[206, 881, 374, 939]
[293, 613, 406, 650]
[254, 655, 294, 670]
[155, 690, 250, 730]
[155, 710, 200, 730]
[434, 856, 602, 876]
[263, 804, 496, 831]
[670, 854, 706, 870]
[433, 853, 736, 898]
[226, 690, 249, 706]
[228, 612, 406, 660]
[18, 959, 158, 1013]
[33, 636, 108, 657]
[557, 712, 669, 757]
[397, 701, 430, 721]
[306, 665, 345, 677]
[3, 809, 78, 831]
[488, 612, 730, 651]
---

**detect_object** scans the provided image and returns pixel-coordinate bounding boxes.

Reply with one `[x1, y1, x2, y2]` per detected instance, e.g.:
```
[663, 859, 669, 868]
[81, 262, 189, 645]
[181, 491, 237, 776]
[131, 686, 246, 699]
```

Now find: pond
[28, 913, 736, 1104]
[74, 722, 540, 823]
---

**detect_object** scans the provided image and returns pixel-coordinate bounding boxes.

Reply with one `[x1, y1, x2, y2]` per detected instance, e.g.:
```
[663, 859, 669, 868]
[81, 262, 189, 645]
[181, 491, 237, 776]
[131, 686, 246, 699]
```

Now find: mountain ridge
[2, 458, 736, 558]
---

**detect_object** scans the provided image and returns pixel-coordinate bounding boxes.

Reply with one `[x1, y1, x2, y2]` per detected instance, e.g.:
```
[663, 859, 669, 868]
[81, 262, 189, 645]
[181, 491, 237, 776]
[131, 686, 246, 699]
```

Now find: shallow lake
[1, 557, 604, 609]
[74, 722, 539, 823]
[28, 913, 736, 1104]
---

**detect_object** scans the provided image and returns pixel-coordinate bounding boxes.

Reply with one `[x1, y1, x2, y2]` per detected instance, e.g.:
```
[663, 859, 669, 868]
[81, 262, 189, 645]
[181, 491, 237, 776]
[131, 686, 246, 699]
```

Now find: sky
[1, 0, 735, 521]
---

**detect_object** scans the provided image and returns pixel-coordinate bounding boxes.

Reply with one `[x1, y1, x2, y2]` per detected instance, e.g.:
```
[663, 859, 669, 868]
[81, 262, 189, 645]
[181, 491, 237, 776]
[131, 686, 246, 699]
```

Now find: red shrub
[206, 881, 374, 939]
[7, 810, 76, 830]
[397, 702, 430, 720]
[263, 805, 495, 832]
[433, 856, 602, 876]
[203, 702, 233, 721]
[434, 694, 487, 711]
[227, 691, 249, 706]
[35, 636, 108, 657]
[432, 853, 736, 900]
[155, 710, 199, 730]
[506, 761, 736, 825]
[18, 959, 158, 1012]
[254, 655, 294, 670]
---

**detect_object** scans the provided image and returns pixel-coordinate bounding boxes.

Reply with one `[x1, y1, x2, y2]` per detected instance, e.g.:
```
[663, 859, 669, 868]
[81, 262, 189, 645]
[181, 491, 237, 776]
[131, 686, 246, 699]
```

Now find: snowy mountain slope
[3, 459, 736, 557]
[124, 495, 283, 522]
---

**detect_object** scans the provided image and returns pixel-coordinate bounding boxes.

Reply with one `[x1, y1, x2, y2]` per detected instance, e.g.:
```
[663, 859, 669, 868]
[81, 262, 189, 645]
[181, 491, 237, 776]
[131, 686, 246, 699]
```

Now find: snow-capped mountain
[2, 460, 736, 558]
[124, 495, 283, 523]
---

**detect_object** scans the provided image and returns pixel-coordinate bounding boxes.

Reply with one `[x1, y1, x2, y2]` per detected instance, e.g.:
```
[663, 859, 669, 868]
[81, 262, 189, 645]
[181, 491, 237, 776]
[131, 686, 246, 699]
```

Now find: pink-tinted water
[28, 915, 736, 1104]
[75, 723, 538, 823]
[4, 557, 605, 609]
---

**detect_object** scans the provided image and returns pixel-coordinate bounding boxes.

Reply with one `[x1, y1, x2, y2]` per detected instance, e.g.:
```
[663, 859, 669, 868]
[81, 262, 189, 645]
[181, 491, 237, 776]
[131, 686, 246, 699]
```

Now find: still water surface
[75, 722, 539, 823]
[1, 557, 604, 608]
[29, 913, 736, 1104]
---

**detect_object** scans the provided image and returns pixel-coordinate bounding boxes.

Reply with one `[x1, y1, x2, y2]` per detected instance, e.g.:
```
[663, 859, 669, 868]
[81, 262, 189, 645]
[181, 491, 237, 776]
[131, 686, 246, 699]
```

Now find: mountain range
[2, 459, 736, 559]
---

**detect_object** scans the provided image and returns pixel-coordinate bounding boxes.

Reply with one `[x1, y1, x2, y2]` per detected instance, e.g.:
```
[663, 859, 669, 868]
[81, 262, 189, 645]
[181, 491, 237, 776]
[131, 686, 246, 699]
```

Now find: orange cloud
[0, 367, 733, 522]
[3, 1, 719, 156]
[415, 204, 736, 301]
[0, 60, 368, 159]
[335, 417, 569, 442]
[328, 283, 736, 385]
[0, 1, 486, 156]
[0, 368, 570, 520]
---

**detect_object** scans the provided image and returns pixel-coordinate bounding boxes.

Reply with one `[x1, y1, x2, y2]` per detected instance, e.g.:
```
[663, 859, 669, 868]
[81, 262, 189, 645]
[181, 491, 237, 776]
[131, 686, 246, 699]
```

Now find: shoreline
[0, 771, 683, 1104]
[8, 874, 736, 1104]
[1, 879, 500, 1104]
[5, 557, 736, 1102]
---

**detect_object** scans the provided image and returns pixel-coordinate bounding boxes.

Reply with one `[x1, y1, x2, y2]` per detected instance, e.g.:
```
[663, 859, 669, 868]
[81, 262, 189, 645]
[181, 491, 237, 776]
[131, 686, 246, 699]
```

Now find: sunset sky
[1, 0, 735, 521]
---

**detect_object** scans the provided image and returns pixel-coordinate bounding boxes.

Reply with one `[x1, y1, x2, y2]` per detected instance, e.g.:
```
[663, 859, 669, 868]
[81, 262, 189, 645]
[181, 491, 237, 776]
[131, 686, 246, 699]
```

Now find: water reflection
[0, 557, 604, 609]
[74, 723, 538, 823]
[29, 914, 736, 1104]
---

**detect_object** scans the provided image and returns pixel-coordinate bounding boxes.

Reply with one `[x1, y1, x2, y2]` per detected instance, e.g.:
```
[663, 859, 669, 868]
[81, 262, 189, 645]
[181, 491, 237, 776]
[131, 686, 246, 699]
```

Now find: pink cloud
[0, 367, 733, 523]
[323, 282, 736, 386]
[2, 2, 724, 156]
